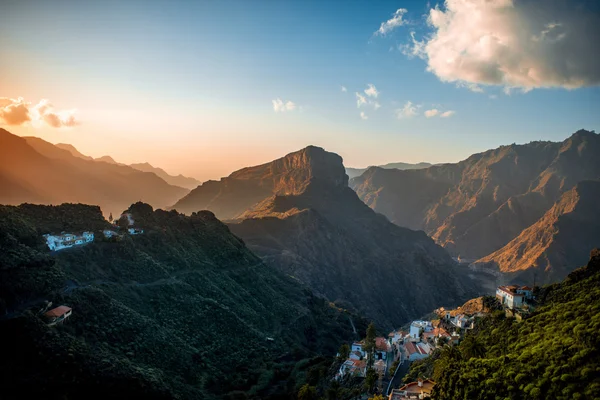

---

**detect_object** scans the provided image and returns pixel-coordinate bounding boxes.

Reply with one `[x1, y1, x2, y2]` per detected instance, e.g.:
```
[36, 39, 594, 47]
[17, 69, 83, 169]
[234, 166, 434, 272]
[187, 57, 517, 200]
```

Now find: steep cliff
[174, 146, 480, 329]
[351, 130, 600, 266]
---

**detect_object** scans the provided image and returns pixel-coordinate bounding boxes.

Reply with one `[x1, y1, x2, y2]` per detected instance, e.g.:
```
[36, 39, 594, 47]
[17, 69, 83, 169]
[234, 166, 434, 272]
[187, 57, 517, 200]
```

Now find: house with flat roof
[496, 285, 531, 308]
[389, 379, 436, 399]
[44, 305, 72, 326]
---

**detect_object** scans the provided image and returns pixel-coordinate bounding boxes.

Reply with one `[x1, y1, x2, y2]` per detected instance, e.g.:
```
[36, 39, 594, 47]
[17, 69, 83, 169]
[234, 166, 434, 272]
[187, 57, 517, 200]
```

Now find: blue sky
[1, 0, 599, 180]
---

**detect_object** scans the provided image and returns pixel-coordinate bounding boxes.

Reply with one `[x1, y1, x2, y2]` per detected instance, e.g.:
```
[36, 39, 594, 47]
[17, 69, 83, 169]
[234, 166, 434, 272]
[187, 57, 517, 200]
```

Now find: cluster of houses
[337, 337, 393, 379]
[43, 213, 144, 251]
[44, 231, 95, 251]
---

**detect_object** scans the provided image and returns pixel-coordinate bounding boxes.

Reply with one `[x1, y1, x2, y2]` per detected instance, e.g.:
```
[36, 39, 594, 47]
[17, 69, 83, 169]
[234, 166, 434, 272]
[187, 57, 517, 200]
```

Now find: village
[336, 285, 535, 399]
[33, 212, 144, 327]
[43, 212, 144, 251]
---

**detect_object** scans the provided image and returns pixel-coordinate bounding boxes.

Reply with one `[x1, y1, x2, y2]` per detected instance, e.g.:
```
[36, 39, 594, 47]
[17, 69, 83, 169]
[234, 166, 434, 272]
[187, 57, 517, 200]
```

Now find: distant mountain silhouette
[346, 161, 433, 179]
[56, 141, 201, 190]
[0, 129, 188, 216]
[351, 129, 600, 282]
[172, 146, 477, 328]
[475, 180, 600, 284]
[130, 162, 201, 190]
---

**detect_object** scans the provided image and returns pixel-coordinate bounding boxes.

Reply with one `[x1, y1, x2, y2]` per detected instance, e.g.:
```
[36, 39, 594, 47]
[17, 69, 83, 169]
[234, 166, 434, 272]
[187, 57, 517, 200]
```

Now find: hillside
[351, 130, 600, 273]
[346, 161, 433, 179]
[0, 202, 364, 399]
[423, 249, 600, 399]
[475, 180, 600, 284]
[0, 129, 188, 216]
[172, 146, 479, 329]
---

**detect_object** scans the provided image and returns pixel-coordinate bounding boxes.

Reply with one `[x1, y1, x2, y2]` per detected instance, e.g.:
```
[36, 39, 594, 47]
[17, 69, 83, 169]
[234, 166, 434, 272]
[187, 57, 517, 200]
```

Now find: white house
[374, 337, 391, 361]
[451, 314, 473, 329]
[496, 285, 528, 309]
[409, 320, 433, 340]
[128, 227, 144, 235]
[103, 230, 117, 238]
[351, 341, 365, 355]
[44, 232, 95, 251]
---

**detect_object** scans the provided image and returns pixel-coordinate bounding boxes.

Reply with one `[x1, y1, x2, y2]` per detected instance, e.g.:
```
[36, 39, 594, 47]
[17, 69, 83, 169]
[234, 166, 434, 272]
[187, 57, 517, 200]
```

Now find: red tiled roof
[45, 305, 71, 318]
[521, 286, 532, 290]
[376, 337, 391, 351]
[404, 341, 417, 355]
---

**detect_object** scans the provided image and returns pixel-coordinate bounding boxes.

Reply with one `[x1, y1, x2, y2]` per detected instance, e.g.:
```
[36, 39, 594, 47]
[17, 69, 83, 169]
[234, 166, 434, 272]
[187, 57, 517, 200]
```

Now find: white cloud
[360, 111, 368, 120]
[355, 92, 367, 108]
[364, 84, 379, 98]
[396, 101, 418, 119]
[440, 110, 455, 118]
[356, 85, 382, 110]
[341, 85, 347, 92]
[489, 94, 498, 99]
[424, 109, 439, 118]
[375, 8, 408, 36]
[404, 0, 600, 90]
[0, 97, 79, 127]
[272, 98, 297, 112]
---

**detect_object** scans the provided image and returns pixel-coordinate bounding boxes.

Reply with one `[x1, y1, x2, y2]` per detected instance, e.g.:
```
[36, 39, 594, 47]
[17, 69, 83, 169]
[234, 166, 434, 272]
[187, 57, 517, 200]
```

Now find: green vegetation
[407, 249, 600, 399]
[0, 202, 367, 399]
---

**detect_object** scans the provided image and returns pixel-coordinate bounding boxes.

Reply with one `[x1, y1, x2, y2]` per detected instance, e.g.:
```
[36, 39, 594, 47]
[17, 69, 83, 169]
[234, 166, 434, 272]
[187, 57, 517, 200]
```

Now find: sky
[1, 0, 599, 181]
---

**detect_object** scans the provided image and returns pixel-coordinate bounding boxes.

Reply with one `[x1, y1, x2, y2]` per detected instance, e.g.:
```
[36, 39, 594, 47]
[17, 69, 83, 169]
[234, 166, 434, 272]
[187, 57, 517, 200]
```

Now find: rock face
[0, 129, 188, 216]
[475, 180, 600, 284]
[172, 146, 478, 328]
[351, 130, 600, 267]
[172, 146, 347, 218]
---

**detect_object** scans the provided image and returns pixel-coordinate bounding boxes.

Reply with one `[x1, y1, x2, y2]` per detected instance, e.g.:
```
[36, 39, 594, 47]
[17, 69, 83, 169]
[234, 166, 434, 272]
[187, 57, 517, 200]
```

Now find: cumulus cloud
[424, 109, 439, 118]
[375, 8, 408, 36]
[395, 101, 418, 119]
[341, 86, 347, 92]
[364, 84, 379, 98]
[360, 111, 368, 120]
[440, 110, 455, 118]
[272, 98, 297, 112]
[0, 97, 79, 127]
[404, 0, 600, 90]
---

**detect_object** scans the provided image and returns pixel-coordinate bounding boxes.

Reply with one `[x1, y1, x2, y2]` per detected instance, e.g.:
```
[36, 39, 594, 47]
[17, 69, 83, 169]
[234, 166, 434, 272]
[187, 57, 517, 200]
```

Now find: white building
[409, 320, 433, 340]
[103, 230, 117, 238]
[496, 285, 530, 309]
[44, 231, 94, 251]
[128, 227, 144, 235]
[404, 341, 431, 361]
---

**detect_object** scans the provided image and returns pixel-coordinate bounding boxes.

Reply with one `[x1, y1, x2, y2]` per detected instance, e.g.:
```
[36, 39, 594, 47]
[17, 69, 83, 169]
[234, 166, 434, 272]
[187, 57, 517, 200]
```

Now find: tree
[338, 343, 350, 361]
[368, 395, 385, 400]
[108, 212, 113, 223]
[297, 384, 316, 400]
[364, 322, 377, 367]
[364, 367, 377, 393]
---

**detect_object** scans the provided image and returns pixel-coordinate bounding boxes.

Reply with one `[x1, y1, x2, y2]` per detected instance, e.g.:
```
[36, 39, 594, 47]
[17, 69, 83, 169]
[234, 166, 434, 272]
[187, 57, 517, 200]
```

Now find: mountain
[0, 129, 188, 216]
[130, 162, 201, 190]
[172, 146, 478, 329]
[55, 141, 201, 190]
[351, 130, 600, 268]
[55, 143, 94, 160]
[346, 161, 433, 179]
[419, 249, 600, 399]
[474, 180, 600, 284]
[0, 202, 364, 399]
